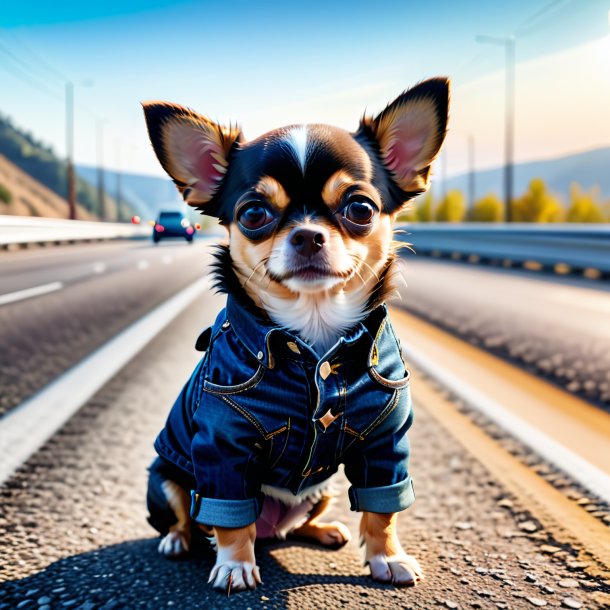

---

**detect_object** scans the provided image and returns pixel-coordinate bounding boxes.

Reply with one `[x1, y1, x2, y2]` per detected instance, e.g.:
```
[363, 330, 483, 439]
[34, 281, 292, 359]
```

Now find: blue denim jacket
[154, 296, 415, 528]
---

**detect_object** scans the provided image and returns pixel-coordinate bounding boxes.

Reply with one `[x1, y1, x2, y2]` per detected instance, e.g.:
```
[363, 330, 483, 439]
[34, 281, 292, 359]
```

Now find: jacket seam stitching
[202, 365, 265, 395]
[362, 389, 401, 437]
[219, 394, 267, 438]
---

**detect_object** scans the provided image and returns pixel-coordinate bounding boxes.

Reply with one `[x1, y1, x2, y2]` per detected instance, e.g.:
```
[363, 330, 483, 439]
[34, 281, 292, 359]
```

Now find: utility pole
[65, 82, 76, 220]
[96, 119, 107, 221]
[114, 139, 122, 222]
[468, 134, 475, 210]
[475, 34, 516, 222]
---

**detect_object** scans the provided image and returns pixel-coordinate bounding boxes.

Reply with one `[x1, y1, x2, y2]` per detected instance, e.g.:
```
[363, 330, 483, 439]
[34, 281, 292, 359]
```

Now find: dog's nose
[289, 227, 326, 257]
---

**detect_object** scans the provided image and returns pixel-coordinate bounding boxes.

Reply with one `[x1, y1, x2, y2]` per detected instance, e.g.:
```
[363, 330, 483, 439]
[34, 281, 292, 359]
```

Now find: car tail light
[155, 224, 164, 232]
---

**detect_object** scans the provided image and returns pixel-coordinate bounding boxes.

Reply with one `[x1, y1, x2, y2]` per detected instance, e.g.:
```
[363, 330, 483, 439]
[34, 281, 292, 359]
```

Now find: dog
[143, 77, 449, 593]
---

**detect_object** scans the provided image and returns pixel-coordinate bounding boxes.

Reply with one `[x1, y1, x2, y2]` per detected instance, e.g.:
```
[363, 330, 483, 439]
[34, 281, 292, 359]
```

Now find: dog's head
[143, 78, 449, 349]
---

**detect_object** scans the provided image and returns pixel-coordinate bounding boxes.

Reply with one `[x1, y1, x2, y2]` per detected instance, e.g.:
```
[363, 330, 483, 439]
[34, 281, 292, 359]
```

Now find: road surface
[1, 241, 609, 609]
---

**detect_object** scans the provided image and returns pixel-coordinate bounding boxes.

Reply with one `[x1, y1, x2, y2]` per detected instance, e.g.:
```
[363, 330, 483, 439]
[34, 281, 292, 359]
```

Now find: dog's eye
[238, 205, 274, 230]
[344, 200, 376, 225]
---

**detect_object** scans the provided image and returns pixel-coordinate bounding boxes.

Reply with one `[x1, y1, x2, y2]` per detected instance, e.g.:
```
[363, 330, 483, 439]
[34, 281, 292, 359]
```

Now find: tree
[436, 189, 466, 222]
[416, 191, 435, 222]
[0, 183, 12, 204]
[511, 178, 564, 222]
[566, 183, 605, 223]
[470, 193, 503, 222]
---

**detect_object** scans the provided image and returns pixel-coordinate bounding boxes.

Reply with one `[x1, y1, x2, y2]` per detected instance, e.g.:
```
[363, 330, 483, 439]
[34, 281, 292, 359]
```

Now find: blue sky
[1, 0, 609, 178]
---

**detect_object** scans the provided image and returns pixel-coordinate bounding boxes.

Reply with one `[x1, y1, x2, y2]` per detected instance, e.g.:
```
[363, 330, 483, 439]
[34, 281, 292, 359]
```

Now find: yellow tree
[470, 193, 503, 222]
[435, 189, 466, 222]
[511, 178, 564, 222]
[566, 183, 605, 222]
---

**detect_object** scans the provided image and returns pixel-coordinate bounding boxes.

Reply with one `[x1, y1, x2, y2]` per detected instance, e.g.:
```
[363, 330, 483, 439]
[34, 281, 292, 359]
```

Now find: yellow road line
[411, 375, 610, 575]
[389, 307, 610, 474]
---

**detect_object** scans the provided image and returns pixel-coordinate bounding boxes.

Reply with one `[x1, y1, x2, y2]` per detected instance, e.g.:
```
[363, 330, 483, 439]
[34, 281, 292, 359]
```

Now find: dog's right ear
[142, 102, 242, 212]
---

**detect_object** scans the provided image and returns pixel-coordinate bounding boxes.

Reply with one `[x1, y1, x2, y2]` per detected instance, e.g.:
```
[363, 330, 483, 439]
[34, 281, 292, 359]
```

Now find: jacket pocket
[339, 389, 402, 457]
[368, 365, 410, 389]
[202, 329, 267, 394]
[203, 363, 265, 394]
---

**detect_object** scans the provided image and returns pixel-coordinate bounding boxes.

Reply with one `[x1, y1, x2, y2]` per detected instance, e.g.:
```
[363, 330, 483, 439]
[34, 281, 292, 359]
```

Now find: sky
[1, 0, 609, 179]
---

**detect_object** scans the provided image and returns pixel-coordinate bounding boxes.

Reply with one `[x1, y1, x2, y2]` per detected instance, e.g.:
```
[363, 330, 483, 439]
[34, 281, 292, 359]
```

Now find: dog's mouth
[270, 264, 355, 284]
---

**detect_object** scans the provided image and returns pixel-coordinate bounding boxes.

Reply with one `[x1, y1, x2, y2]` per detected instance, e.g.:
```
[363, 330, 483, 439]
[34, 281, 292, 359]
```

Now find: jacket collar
[225, 295, 388, 369]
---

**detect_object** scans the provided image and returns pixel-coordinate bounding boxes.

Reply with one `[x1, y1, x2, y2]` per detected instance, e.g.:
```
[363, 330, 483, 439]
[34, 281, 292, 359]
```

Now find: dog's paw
[367, 553, 423, 587]
[158, 530, 190, 558]
[208, 560, 262, 593]
[293, 520, 352, 548]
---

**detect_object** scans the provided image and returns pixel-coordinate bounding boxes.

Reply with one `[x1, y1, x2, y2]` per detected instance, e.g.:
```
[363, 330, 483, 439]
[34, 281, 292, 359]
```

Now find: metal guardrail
[397, 223, 610, 275]
[0, 215, 150, 248]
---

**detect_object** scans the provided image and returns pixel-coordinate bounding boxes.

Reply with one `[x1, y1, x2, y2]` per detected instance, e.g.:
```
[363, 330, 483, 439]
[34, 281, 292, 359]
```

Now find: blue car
[153, 211, 195, 243]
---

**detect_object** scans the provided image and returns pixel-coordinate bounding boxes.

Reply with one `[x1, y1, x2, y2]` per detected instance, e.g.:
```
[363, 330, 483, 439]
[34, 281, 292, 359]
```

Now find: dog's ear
[142, 102, 242, 212]
[360, 77, 449, 197]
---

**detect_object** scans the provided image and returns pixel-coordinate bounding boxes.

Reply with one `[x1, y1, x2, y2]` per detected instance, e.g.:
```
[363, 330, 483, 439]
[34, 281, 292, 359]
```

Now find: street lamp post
[65, 82, 76, 220]
[475, 34, 516, 222]
[96, 119, 108, 221]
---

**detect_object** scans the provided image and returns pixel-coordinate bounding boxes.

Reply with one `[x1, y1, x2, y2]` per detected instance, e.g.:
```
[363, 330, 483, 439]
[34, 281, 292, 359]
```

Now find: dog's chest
[202, 320, 407, 494]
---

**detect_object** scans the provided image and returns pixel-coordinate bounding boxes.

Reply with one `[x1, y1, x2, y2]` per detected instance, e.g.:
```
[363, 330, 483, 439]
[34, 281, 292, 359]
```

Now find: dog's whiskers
[241, 258, 269, 290]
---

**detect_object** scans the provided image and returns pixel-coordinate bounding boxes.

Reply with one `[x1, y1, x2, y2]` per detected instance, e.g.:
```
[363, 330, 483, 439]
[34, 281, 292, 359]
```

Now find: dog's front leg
[208, 523, 262, 592]
[360, 511, 423, 586]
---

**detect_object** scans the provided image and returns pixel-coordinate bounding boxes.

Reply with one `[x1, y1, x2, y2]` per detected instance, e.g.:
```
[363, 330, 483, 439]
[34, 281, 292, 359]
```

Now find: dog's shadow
[0, 537, 396, 610]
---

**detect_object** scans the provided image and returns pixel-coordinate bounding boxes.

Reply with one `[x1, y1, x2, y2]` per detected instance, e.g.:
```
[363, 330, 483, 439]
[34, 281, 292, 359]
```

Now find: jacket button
[319, 361, 332, 380]
[257, 351, 264, 360]
[286, 341, 300, 354]
[222, 320, 231, 329]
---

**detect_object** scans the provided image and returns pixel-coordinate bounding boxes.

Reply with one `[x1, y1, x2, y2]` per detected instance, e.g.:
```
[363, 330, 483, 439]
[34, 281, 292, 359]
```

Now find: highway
[0, 239, 211, 415]
[1, 240, 609, 609]
[397, 256, 610, 408]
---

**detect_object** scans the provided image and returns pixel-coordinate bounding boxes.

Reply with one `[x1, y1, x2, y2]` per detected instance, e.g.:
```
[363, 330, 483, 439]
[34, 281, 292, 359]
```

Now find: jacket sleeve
[189, 392, 266, 528]
[343, 386, 415, 513]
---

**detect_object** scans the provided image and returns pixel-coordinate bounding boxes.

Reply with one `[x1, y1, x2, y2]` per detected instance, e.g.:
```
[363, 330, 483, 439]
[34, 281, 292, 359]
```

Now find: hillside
[440, 146, 610, 203]
[76, 165, 177, 219]
[0, 114, 136, 219]
[0, 154, 96, 219]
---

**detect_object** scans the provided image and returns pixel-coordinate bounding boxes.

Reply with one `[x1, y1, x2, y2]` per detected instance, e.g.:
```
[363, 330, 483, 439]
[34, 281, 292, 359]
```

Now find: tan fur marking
[321, 170, 355, 207]
[255, 176, 290, 210]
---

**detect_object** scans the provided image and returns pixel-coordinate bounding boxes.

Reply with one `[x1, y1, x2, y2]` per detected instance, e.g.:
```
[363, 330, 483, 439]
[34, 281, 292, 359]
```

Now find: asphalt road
[1, 285, 608, 609]
[0, 242, 610, 610]
[397, 256, 610, 408]
[0, 238, 213, 416]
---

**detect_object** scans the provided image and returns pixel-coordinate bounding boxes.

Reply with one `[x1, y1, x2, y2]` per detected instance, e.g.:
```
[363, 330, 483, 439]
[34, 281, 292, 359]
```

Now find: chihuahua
[143, 78, 449, 592]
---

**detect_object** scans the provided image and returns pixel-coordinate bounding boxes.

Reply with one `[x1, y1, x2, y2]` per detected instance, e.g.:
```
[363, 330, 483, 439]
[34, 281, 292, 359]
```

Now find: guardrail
[0, 215, 150, 248]
[397, 223, 610, 277]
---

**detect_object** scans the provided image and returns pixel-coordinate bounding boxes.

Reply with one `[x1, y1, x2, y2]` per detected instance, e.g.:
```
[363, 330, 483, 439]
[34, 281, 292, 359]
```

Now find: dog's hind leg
[156, 479, 194, 557]
[291, 494, 351, 548]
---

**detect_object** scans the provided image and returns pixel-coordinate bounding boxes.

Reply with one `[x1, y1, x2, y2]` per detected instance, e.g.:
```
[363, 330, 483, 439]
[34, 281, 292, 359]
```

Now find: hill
[76, 165, 177, 219]
[440, 146, 610, 203]
[0, 154, 96, 219]
[0, 114, 136, 220]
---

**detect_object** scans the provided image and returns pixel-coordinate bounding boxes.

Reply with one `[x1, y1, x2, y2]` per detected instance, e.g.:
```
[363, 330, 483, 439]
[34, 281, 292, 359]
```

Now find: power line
[0, 27, 69, 84]
[0, 47, 63, 102]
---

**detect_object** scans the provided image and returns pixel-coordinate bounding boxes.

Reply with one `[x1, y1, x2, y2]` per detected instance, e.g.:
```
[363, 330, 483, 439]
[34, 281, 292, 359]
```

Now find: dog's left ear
[360, 77, 449, 198]
[142, 101, 242, 213]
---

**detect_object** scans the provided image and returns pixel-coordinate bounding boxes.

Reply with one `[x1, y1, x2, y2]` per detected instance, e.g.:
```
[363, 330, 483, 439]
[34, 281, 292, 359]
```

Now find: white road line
[0, 281, 63, 306]
[93, 262, 107, 274]
[0, 276, 211, 486]
[137, 260, 150, 270]
[401, 343, 610, 505]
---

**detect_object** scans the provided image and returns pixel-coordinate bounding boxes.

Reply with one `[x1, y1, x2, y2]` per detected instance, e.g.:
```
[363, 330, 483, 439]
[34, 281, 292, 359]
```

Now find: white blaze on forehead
[285, 125, 309, 174]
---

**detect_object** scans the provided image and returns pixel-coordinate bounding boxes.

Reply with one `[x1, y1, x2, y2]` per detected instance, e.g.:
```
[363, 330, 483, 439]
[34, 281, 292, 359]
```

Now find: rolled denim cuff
[190, 491, 262, 527]
[348, 476, 415, 513]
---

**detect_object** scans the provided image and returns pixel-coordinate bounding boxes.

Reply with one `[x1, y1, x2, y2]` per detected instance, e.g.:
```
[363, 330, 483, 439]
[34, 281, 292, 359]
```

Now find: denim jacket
[154, 296, 415, 528]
